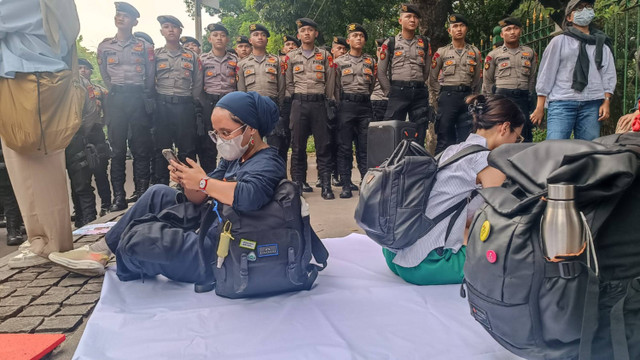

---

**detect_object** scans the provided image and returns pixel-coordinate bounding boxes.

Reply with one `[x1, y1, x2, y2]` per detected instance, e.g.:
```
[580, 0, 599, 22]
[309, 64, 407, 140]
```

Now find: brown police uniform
[285, 45, 337, 193]
[429, 42, 482, 153]
[377, 33, 431, 146]
[482, 45, 537, 141]
[197, 50, 238, 173]
[97, 34, 155, 209]
[153, 45, 203, 184]
[334, 52, 375, 194]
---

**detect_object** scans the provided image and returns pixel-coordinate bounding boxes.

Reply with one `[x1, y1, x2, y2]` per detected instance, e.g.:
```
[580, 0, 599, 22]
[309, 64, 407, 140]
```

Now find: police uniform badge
[296, 20, 302, 27]
[401, 4, 408, 12]
[348, 24, 356, 31]
[249, 24, 256, 31]
[449, 15, 456, 22]
[333, 36, 338, 43]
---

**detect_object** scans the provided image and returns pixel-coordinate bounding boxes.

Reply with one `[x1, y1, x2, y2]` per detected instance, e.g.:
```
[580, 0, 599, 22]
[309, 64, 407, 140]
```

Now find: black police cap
[296, 18, 318, 29]
[78, 58, 93, 70]
[114, 2, 139, 18]
[157, 15, 183, 28]
[283, 35, 300, 46]
[248, 23, 270, 38]
[134, 32, 154, 45]
[180, 36, 201, 47]
[400, 3, 421, 18]
[333, 36, 349, 48]
[499, 17, 522, 28]
[235, 36, 250, 45]
[207, 23, 229, 35]
[448, 14, 468, 26]
[346, 23, 368, 41]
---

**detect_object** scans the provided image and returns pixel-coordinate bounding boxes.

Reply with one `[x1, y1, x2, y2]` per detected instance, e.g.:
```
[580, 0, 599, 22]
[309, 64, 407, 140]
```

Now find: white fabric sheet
[74, 234, 522, 360]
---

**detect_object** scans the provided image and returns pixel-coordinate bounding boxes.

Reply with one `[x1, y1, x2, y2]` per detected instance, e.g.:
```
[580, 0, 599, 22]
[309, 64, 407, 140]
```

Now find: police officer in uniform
[280, 35, 300, 62]
[198, 23, 238, 173]
[371, 38, 388, 122]
[180, 36, 202, 55]
[334, 23, 375, 199]
[429, 14, 482, 154]
[237, 24, 288, 165]
[285, 18, 337, 199]
[331, 36, 349, 58]
[153, 15, 203, 185]
[78, 58, 112, 216]
[378, 4, 431, 147]
[482, 17, 537, 142]
[235, 36, 252, 60]
[66, 74, 103, 228]
[97, 2, 155, 211]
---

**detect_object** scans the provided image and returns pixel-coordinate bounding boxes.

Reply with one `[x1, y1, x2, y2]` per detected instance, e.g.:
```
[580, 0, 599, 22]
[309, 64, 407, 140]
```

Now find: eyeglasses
[516, 133, 525, 143]
[575, 3, 594, 11]
[208, 124, 247, 143]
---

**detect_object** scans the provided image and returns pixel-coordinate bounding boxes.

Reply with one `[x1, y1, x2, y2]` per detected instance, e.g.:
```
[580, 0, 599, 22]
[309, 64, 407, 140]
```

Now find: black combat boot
[320, 174, 335, 200]
[294, 181, 313, 193]
[110, 182, 127, 211]
[6, 220, 24, 246]
[339, 174, 352, 198]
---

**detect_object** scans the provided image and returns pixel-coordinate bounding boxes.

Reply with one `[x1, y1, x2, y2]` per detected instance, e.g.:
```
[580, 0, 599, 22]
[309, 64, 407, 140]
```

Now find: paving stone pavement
[0, 210, 123, 359]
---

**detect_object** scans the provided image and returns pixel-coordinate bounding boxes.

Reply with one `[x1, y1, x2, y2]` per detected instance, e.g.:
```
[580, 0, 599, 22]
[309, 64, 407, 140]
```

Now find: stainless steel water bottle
[541, 184, 584, 260]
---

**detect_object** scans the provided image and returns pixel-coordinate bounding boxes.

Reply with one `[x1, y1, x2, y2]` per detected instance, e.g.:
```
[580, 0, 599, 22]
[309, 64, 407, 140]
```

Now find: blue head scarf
[215, 92, 279, 136]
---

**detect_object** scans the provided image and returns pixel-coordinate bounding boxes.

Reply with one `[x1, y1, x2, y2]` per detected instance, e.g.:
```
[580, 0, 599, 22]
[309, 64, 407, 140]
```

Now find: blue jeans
[546, 100, 602, 140]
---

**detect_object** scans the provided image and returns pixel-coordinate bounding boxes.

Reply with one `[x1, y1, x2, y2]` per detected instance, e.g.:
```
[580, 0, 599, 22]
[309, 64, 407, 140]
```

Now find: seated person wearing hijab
[48, 92, 286, 282]
[384, 95, 525, 286]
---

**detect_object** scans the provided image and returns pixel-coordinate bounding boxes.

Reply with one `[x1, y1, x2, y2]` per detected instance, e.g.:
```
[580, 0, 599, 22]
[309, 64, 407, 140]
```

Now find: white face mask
[572, 8, 595, 26]
[215, 127, 249, 161]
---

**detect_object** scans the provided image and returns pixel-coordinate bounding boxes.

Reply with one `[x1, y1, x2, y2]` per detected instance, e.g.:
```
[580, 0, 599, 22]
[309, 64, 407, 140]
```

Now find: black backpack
[355, 139, 487, 250]
[462, 137, 640, 360]
[196, 180, 329, 299]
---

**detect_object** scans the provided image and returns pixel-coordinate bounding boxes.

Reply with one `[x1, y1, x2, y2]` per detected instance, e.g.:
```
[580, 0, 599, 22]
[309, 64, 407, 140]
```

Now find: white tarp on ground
[74, 233, 522, 360]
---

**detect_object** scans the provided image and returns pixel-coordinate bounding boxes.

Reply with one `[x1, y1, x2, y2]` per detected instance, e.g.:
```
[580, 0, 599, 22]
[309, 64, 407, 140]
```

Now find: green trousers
[383, 246, 467, 285]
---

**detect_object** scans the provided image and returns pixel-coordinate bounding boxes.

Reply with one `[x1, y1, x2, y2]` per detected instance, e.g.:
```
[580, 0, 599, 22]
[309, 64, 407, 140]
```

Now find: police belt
[293, 93, 325, 102]
[205, 92, 228, 104]
[341, 93, 371, 103]
[110, 84, 144, 94]
[391, 80, 426, 89]
[495, 88, 530, 97]
[440, 85, 472, 93]
[157, 94, 193, 104]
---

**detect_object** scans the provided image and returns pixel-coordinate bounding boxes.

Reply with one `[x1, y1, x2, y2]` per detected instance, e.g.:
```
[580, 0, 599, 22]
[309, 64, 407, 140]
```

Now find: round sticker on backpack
[480, 220, 491, 242]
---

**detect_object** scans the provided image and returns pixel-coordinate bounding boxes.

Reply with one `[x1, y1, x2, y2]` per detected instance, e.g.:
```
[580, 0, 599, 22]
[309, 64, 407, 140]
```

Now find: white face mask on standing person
[572, 7, 595, 26]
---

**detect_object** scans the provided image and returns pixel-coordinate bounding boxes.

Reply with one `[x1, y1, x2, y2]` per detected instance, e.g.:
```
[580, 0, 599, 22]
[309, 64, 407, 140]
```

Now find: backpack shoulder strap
[387, 36, 395, 82]
[303, 216, 329, 271]
[437, 145, 489, 169]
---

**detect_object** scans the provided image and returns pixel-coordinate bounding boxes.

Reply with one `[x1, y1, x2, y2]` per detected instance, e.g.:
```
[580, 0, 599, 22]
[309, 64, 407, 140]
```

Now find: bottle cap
[547, 183, 575, 200]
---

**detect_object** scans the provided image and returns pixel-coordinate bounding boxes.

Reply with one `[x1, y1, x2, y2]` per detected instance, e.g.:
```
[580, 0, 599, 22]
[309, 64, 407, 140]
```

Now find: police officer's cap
[235, 36, 250, 45]
[375, 38, 385, 47]
[400, 3, 421, 18]
[333, 36, 349, 48]
[157, 15, 183, 28]
[448, 14, 468, 26]
[78, 58, 93, 70]
[249, 23, 270, 38]
[207, 23, 229, 35]
[283, 35, 300, 46]
[180, 36, 201, 47]
[296, 18, 318, 30]
[114, 2, 139, 18]
[134, 32, 154, 45]
[346, 23, 368, 41]
[499, 17, 522, 28]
